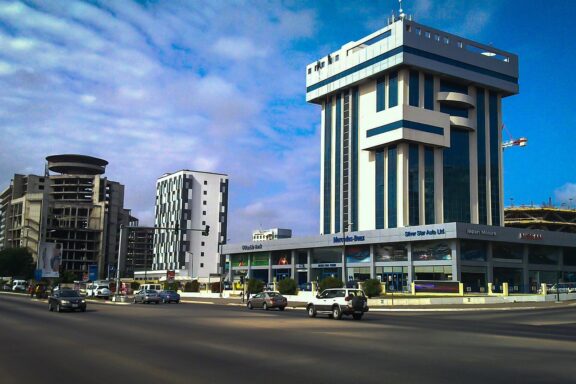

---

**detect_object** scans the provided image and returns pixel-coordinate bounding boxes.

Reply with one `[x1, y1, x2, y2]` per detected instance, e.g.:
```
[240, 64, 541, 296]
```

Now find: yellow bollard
[488, 283, 494, 296]
[459, 282, 464, 296]
[540, 283, 547, 295]
[502, 282, 509, 297]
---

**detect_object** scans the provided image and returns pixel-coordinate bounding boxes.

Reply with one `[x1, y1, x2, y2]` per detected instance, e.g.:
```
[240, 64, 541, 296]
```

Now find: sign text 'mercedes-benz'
[333, 235, 366, 244]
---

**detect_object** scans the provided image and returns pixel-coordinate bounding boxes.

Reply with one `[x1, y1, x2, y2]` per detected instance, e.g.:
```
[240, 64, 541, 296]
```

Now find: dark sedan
[247, 291, 287, 311]
[48, 289, 87, 312]
[159, 290, 180, 304]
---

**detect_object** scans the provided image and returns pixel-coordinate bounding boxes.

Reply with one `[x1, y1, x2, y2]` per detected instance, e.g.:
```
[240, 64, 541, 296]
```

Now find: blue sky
[0, 0, 574, 242]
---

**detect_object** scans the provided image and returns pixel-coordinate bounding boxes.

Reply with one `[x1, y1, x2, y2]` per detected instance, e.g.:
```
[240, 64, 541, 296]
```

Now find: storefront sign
[315, 263, 337, 268]
[241, 244, 263, 251]
[414, 280, 459, 293]
[404, 228, 446, 237]
[466, 229, 497, 236]
[333, 235, 365, 243]
[519, 233, 543, 241]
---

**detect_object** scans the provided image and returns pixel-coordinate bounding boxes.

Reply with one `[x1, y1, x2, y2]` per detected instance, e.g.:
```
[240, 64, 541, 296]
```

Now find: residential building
[125, 222, 154, 278]
[153, 170, 228, 279]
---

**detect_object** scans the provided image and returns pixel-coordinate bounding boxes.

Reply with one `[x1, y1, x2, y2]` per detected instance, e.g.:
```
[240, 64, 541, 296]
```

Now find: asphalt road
[1, 293, 575, 384]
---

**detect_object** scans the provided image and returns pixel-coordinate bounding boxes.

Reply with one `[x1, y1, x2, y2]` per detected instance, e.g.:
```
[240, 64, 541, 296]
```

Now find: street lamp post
[342, 222, 353, 285]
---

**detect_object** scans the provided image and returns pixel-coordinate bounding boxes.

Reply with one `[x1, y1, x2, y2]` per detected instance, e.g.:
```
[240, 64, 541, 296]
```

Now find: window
[424, 73, 434, 110]
[201, 252, 205, 256]
[200, 263, 204, 268]
[415, 27, 421, 35]
[388, 71, 398, 108]
[406, 24, 411, 32]
[308, 68, 311, 74]
[375, 149, 385, 229]
[457, 41, 463, 48]
[424, 146, 435, 224]
[434, 33, 440, 42]
[203, 201, 207, 205]
[408, 144, 419, 226]
[202, 221, 206, 225]
[201, 241, 205, 246]
[203, 191, 207, 195]
[443, 36, 450, 44]
[335, 54, 339, 62]
[409, 70, 419, 107]
[388, 146, 397, 228]
[425, 31, 431, 38]
[204, 181, 207, 185]
[203, 211, 206, 215]
[443, 130, 470, 223]
[376, 77, 386, 112]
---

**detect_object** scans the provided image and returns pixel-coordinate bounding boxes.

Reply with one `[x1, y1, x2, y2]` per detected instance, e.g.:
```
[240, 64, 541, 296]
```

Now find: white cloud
[554, 183, 576, 204]
[212, 37, 269, 60]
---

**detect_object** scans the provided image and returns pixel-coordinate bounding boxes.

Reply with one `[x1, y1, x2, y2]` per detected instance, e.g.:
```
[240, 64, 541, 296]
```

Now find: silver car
[133, 289, 161, 304]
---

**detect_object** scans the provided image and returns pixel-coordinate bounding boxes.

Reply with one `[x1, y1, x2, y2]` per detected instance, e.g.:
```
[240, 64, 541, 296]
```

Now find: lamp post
[342, 222, 353, 285]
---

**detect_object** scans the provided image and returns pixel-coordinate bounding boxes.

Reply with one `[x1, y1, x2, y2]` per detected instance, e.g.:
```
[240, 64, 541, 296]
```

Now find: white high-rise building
[308, 14, 518, 235]
[153, 170, 228, 279]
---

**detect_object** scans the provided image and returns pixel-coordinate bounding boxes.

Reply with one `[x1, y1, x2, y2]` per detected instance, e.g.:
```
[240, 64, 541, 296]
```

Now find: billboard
[38, 242, 62, 278]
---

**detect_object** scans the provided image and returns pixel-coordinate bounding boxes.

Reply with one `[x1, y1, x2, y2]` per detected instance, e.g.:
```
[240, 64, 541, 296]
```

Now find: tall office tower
[0, 155, 131, 279]
[308, 14, 518, 234]
[153, 170, 229, 278]
[125, 222, 154, 278]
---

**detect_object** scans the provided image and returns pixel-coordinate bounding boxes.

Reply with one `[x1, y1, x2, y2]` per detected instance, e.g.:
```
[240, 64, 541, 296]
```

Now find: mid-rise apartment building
[153, 170, 228, 278]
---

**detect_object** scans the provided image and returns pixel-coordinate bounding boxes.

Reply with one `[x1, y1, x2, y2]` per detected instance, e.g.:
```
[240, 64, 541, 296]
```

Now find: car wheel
[163, 299, 167, 304]
[352, 313, 363, 320]
[332, 305, 342, 320]
[56, 304, 62, 313]
[263, 302, 268, 311]
[175, 300, 179, 304]
[279, 306, 285, 311]
[307, 304, 316, 318]
[247, 301, 253, 310]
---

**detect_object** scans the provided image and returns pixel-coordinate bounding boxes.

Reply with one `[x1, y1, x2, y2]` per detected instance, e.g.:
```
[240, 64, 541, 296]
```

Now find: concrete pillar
[290, 250, 296, 280]
[502, 282, 509, 297]
[459, 282, 464, 296]
[411, 282, 415, 295]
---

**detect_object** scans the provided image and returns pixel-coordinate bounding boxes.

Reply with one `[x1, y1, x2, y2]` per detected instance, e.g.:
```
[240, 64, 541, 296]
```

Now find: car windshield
[145, 290, 157, 294]
[60, 290, 80, 297]
[266, 292, 280, 297]
[97, 286, 108, 289]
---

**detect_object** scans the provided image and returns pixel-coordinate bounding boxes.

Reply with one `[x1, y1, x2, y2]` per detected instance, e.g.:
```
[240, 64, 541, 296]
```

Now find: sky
[0, 0, 575, 242]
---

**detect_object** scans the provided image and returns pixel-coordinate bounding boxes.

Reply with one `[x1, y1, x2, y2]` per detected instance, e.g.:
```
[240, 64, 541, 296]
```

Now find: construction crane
[502, 124, 527, 150]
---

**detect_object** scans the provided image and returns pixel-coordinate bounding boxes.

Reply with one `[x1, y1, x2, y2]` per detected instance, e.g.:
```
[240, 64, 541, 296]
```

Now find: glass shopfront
[413, 241, 452, 261]
[492, 243, 523, 262]
[460, 240, 487, 262]
[374, 243, 408, 262]
[347, 267, 371, 282]
[312, 247, 341, 264]
[493, 267, 523, 293]
[414, 265, 452, 281]
[528, 245, 559, 265]
[376, 266, 408, 292]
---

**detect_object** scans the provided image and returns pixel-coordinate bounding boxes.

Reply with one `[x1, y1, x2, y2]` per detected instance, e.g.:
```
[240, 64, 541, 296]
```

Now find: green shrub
[184, 280, 200, 292]
[362, 279, 382, 298]
[131, 281, 140, 290]
[211, 282, 221, 293]
[319, 276, 344, 292]
[163, 282, 179, 291]
[246, 279, 264, 294]
[277, 278, 297, 295]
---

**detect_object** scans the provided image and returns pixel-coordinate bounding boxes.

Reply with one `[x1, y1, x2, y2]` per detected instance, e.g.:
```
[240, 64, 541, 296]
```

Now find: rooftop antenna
[399, 0, 406, 19]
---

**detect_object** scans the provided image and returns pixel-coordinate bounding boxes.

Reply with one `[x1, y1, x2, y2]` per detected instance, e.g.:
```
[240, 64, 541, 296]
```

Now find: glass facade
[335, 94, 342, 233]
[387, 146, 397, 228]
[409, 70, 419, 107]
[440, 104, 469, 118]
[476, 87, 487, 224]
[345, 245, 370, 264]
[374, 243, 408, 262]
[409, 144, 419, 226]
[564, 247, 576, 266]
[376, 77, 386, 112]
[388, 71, 398, 108]
[460, 240, 487, 261]
[413, 241, 452, 261]
[492, 243, 523, 261]
[376, 266, 408, 292]
[312, 247, 341, 264]
[440, 80, 468, 94]
[424, 73, 434, 110]
[375, 149, 385, 229]
[528, 245, 559, 265]
[347, 267, 371, 282]
[323, 97, 332, 234]
[443, 129, 470, 223]
[489, 91, 500, 225]
[424, 146, 435, 224]
[414, 266, 452, 281]
[271, 250, 291, 266]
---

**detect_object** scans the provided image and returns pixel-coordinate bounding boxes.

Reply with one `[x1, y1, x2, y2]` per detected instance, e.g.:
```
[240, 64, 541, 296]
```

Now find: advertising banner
[38, 242, 62, 278]
[88, 265, 98, 281]
[414, 280, 460, 293]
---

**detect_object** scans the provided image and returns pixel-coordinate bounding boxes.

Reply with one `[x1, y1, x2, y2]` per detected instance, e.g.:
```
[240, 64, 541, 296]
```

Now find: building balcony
[449, 116, 474, 130]
[437, 92, 475, 109]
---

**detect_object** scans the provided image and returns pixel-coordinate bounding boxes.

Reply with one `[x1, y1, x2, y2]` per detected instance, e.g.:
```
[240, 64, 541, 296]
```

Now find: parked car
[48, 289, 87, 312]
[133, 289, 161, 304]
[86, 284, 111, 299]
[306, 288, 369, 320]
[247, 291, 287, 311]
[159, 290, 180, 304]
[12, 280, 28, 292]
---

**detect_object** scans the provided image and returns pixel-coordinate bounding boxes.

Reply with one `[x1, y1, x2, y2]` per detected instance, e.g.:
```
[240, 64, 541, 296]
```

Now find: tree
[362, 279, 383, 298]
[319, 276, 344, 292]
[0, 248, 35, 279]
[277, 278, 297, 295]
[246, 279, 264, 294]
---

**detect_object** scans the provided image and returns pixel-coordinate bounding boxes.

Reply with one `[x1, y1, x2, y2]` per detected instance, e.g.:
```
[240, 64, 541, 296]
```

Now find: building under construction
[0, 154, 133, 280]
[505, 206, 576, 234]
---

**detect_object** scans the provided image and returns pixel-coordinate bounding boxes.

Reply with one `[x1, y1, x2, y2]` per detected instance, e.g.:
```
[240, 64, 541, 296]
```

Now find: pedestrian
[29, 284, 35, 298]
[240, 290, 244, 303]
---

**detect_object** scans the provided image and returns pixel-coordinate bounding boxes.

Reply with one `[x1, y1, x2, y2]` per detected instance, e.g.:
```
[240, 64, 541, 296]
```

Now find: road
[1, 293, 575, 384]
